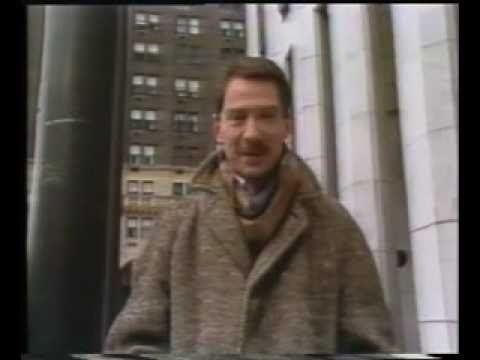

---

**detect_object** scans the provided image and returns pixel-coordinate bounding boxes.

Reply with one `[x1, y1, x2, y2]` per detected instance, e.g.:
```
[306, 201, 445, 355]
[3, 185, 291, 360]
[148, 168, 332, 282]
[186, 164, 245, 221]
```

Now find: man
[104, 57, 397, 355]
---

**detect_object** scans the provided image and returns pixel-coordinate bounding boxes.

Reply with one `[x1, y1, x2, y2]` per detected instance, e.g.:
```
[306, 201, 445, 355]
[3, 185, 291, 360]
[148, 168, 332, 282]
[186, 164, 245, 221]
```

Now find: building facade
[246, 3, 458, 354]
[118, 5, 246, 286]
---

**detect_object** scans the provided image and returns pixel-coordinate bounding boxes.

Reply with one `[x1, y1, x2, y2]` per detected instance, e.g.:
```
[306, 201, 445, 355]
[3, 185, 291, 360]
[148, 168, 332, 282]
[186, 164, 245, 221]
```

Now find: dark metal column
[27, 6, 121, 353]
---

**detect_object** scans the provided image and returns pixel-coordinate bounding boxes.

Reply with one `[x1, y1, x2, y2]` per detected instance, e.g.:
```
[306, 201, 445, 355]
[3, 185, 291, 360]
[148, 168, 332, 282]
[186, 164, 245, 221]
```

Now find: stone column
[328, 4, 419, 350]
[245, 4, 261, 56]
[27, 6, 122, 353]
[391, 4, 459, 353]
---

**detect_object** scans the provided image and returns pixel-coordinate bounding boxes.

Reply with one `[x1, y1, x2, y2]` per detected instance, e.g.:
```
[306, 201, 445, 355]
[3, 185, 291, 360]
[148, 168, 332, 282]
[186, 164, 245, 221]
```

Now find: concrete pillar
[27, 6, 45, 161]
[245, 4, 261, 56]
[312, 4, 338, 197]
[391, 4, 459, 353]
[257, 4, 338, 196]
[328, 4, 419, 350]
[27, 6, 122, 353]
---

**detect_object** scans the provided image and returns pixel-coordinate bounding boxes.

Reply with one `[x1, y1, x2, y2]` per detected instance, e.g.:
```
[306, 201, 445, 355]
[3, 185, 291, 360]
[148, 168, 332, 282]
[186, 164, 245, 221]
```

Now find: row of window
[132, 74, 200, 98]
[128, 145, 201, 166]
[174, 78, 200, 98]
[127, 180, 190, 196]
[127, 180, 154, 194]
[129, 145, 156, 166]
[220, 20, 245, 38]
[131, 74, 201, 96]
[129, 110, 200, 133]
[132, 74, 159, 87]
[127, 180, 190, 197]
[126, 216, 153, 240]
[133, 42, 163, 55]
[134, 13, 245, 38]
[132, 42, 244, 64]
[173, 112, 199, 132]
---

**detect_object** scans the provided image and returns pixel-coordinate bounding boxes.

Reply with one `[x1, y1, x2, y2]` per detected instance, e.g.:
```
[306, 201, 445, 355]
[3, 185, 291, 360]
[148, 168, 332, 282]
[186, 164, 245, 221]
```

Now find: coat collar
[203, 187, 309, 283]
[192, 148, 321, 282]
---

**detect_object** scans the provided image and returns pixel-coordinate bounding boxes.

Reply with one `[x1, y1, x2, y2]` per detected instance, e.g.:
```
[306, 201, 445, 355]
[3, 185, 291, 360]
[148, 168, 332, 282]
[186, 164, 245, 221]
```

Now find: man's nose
[242, 117, 261, 139]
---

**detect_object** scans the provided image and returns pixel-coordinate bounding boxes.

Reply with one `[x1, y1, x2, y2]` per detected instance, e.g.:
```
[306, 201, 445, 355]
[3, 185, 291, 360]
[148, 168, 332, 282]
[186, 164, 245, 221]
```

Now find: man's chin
[236, 166, 272, 180]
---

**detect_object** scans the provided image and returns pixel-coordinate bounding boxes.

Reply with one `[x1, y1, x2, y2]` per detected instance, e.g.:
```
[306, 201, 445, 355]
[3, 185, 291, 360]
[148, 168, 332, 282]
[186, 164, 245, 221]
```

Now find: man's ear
[285, 116, 293, 136]
[212, 116, 221, 143]
[284, 117, 294, 146]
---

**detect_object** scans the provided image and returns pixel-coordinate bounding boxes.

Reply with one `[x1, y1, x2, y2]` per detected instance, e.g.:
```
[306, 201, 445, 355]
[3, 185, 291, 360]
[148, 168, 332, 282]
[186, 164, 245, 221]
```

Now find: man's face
[214, 78, 291, 180]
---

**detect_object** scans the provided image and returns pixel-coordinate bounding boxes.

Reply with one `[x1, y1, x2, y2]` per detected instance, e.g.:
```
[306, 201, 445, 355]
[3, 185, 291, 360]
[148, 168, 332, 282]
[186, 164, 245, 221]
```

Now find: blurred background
[26, 4, 458, 354]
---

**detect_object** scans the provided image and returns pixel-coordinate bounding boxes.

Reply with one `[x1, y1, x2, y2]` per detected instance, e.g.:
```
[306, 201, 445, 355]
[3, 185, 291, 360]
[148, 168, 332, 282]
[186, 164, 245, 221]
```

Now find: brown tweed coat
[104, 150, 397, 355]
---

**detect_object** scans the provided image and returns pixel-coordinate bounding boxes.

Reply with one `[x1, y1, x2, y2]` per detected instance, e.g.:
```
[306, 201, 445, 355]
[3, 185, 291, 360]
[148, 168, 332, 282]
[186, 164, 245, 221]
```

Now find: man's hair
[215, 56, 292, 118]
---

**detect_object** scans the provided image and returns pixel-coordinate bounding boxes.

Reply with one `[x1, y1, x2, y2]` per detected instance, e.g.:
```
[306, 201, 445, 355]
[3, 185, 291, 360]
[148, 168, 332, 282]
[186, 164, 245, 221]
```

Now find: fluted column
[391, 4, 459, 353]
[328, 4, 418, 350]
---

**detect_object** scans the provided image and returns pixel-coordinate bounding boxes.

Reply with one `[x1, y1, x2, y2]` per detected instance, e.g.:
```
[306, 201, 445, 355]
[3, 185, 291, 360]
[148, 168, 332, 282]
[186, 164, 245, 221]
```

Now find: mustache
[237, 140, 269, 154]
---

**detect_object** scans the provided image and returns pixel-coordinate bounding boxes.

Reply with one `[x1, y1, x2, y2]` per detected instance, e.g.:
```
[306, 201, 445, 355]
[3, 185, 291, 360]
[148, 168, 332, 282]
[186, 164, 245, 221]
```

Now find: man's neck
[233, 173, 273, 196]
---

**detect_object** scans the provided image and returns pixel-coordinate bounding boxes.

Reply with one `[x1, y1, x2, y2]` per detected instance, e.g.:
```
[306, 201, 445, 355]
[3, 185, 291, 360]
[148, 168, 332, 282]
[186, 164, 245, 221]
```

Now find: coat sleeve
[103, 208, 178, 355]
[335, 208, 399, 353]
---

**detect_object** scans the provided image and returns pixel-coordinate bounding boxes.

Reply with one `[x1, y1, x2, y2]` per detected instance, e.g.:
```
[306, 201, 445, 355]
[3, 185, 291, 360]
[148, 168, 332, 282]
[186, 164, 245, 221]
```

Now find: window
[177, 16, 200, 35]
[135, 12, 162, 31]
[188, 80, 199, 98]
[130, 109, 158, 130]
[221, 47, 244, 59]
[220, 20, 245, 38]
[175, 79, 187, 97]
[127, 217, 153, 240]
[133, 42, 164, 61]
[129, 145, 141, 165]
[233, 22, 245, 38]
[147, 43, 160, 55]
[135, 13, 147, 26]
[190, 113, 199, 132]
[176, 17, 188, 34]
[127, 217, 139, 239]
[130, 109, 142, 120]
[132, 75, 144, 85]
[220, 20, 232, 37]
[146, 76, 158, 87]
[144, 110, 156, 121]
[143, 146, 155, 165]
[175, 78, 201, 98]
[146, 76, 159, 94]
[129, 145, 156, 166]
[133, 42, 146, 53]
[172, 182, 190, 196]
[149, 14, 160, 24]
[142, 181, 154, 194]
[132, 74, 159, 95]
[141, 218, 154, 240]
[174, 112, 199, 133]
[127, 180, 139, 194]
[189, 18, 199, 34]
[172, 182, 183, 196]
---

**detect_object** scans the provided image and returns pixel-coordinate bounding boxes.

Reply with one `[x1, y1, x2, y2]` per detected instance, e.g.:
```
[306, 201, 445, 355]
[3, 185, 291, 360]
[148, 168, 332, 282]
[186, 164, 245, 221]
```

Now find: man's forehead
[224, 77, 280, 96]
[223, 105, 281, 112]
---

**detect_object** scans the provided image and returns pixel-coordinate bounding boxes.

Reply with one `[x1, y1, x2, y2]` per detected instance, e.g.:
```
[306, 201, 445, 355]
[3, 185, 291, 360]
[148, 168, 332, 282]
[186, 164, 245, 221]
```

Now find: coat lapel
[246, 200, 309, 289]
[205, 191, 253, 278]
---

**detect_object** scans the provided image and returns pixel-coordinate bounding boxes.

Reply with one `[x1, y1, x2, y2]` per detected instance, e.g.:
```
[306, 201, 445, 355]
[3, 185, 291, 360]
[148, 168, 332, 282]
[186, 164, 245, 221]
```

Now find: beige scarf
[219, 152, 301, 260]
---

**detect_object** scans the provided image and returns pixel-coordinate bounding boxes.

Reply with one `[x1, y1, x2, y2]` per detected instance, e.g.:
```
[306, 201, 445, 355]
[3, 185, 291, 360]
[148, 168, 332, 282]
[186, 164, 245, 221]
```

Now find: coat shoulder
[299, 191, 359, 230]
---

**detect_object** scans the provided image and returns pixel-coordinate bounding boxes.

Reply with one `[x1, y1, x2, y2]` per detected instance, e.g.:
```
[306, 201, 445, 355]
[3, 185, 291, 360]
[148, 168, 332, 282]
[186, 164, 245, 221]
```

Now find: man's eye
[227, 113, 246, 122]
[259, 112, 276, 120]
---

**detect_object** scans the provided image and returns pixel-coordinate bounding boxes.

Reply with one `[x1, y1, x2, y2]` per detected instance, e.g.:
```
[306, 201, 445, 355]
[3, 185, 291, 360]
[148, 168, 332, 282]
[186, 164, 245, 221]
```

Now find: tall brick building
[119, 4, 246, 290]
